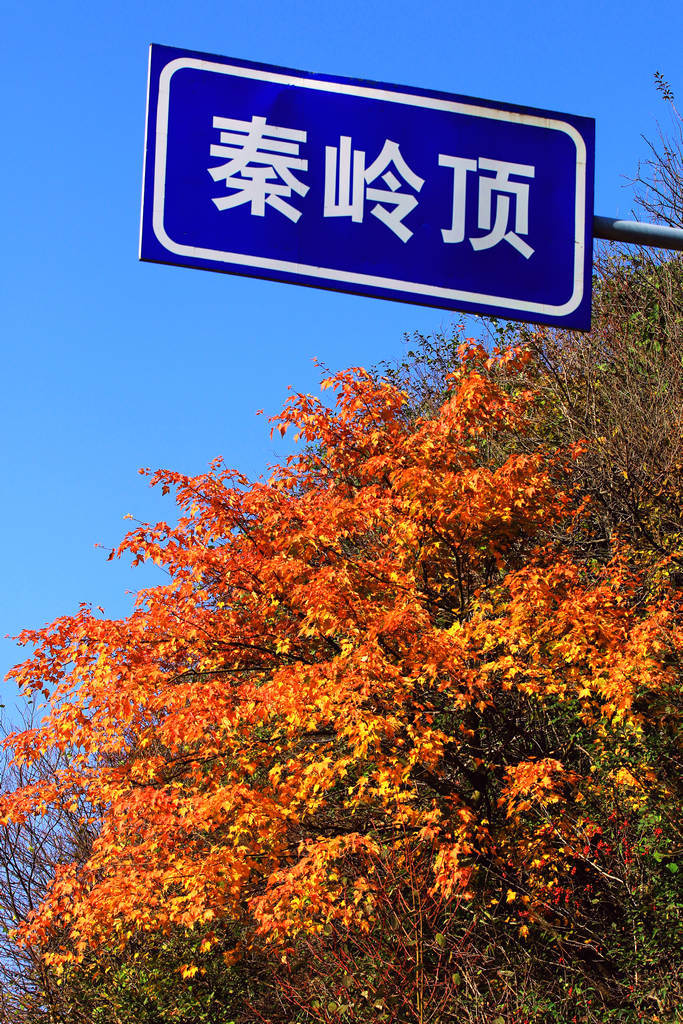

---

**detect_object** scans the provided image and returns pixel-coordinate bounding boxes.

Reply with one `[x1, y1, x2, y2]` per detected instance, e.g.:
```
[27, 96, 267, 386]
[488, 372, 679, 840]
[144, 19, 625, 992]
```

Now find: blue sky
[1, 0, 681, 707]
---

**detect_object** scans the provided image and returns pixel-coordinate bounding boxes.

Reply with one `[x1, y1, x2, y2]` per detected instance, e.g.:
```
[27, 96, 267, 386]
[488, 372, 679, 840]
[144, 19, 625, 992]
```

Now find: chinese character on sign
[324, 137, 424, 242]
[439, 155, 535, 258]
[208, 115, 309, 222]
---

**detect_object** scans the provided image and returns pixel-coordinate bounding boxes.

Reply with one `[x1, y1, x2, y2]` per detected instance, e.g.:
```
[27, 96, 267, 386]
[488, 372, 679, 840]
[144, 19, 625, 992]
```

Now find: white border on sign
[149, 57, 588, 317]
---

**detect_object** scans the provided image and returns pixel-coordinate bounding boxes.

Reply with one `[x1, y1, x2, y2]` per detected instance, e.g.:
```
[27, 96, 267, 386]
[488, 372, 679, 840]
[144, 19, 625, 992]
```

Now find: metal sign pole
[594, 216, 683, 251]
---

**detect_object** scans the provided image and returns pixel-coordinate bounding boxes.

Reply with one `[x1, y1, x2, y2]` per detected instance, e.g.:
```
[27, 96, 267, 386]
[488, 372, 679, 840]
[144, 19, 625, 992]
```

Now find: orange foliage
[1, 343, 680, 968]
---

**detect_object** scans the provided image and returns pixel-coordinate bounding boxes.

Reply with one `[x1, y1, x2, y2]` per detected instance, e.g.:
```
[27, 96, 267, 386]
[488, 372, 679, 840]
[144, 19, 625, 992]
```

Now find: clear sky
[1, 0, 681, 707]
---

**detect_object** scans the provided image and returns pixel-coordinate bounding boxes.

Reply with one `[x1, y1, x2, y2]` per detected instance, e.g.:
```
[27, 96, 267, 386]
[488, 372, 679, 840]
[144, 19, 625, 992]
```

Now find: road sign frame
[141, 44, 595, 329]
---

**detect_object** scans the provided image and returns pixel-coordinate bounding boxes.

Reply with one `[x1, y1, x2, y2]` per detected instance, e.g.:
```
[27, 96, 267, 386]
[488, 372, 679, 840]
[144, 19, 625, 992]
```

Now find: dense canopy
[1, 336, 681, 1023]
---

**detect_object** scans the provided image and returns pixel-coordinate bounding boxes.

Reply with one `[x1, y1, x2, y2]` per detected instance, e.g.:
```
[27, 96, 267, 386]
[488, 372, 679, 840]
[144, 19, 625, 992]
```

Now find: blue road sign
[140, 44, 595, 329]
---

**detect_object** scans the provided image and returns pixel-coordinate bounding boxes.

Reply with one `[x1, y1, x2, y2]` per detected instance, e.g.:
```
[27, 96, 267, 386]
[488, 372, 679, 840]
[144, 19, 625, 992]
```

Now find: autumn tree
[1, 336, 681, 1023]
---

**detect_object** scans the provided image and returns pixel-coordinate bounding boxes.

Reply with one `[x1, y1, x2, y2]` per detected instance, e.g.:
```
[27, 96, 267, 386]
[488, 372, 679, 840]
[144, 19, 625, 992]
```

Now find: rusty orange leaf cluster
[1, 343, 680, 969]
